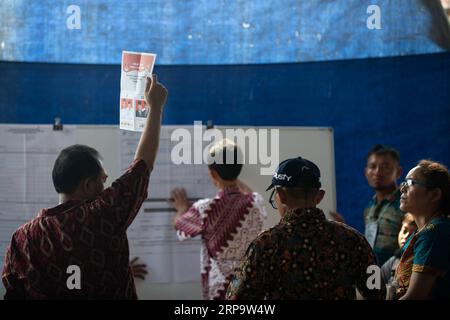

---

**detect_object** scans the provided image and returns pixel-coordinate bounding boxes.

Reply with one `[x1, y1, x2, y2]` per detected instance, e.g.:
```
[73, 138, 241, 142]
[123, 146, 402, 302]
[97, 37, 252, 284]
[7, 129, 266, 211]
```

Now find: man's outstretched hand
[170, 188, 191, 214]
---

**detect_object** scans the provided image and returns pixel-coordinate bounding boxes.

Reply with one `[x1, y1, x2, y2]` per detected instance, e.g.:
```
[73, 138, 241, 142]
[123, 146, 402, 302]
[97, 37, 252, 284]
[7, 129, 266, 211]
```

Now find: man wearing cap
[226, 157, 385, 300]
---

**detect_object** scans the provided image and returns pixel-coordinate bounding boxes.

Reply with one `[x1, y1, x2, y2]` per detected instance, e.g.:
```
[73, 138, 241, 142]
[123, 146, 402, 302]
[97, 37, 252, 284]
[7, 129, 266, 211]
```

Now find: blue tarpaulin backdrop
[1, 52, 449, 232]
[1, 0, 450, 231]
[0, 0, 448, 64]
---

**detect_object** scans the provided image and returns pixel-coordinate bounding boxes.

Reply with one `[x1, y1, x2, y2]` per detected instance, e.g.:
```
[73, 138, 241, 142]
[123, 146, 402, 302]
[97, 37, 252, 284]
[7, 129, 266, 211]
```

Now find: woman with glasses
[393, 160, 450, 299]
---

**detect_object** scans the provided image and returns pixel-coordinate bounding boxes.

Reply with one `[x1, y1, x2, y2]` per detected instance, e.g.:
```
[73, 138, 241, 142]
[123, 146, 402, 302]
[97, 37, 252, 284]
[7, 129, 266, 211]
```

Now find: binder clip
[53, 117, 63, 131]
[206, 120, 214, 130]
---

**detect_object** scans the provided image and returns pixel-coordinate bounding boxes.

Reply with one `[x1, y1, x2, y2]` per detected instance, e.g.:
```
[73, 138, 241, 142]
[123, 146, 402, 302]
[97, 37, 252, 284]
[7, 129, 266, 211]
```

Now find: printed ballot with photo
[120, 51, 156, 132]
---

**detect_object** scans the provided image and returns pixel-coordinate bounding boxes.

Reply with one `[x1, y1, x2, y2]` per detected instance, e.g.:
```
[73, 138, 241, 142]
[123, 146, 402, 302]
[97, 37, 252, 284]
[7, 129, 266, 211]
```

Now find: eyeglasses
[269, 189, 278, 210]
[268, 187, 320, 209]
[400, 178, 429, 190]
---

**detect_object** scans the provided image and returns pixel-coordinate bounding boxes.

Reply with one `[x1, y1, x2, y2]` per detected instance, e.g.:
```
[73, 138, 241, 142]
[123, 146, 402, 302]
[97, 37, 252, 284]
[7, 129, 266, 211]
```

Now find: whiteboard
[0, 125, 335, 300]
[78, 125, 336, 299]
[80, 125, 336, 230]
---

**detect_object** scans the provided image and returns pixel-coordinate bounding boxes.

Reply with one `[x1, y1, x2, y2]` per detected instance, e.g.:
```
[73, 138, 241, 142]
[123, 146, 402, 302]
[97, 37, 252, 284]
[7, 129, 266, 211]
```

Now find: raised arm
[134, 74, 168, 171]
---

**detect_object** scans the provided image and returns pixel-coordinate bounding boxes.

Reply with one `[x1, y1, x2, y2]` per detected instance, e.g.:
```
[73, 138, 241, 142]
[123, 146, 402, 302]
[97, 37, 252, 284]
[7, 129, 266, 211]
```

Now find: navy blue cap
[266, 157, 321, 191]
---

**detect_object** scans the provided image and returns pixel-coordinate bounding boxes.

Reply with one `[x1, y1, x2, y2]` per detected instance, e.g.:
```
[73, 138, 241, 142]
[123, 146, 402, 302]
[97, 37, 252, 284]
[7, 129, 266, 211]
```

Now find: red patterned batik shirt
[174, 186, 266, 300]
[2, 160, 149, 299]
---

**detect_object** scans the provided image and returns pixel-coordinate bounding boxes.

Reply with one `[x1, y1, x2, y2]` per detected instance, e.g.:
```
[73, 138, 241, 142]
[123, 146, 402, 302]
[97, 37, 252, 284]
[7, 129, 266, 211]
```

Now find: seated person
[381, 213, 417, 288]
[394, 160, 450, 299]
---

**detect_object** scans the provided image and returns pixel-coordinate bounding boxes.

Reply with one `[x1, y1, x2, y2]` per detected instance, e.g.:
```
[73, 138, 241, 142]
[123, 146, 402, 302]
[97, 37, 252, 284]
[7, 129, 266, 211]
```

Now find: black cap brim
[265, 183, 275, 191]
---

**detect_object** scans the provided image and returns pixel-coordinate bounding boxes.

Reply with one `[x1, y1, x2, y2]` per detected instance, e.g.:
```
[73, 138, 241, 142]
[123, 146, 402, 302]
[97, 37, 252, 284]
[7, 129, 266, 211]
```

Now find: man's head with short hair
[207, 139, 243, 182]
[267, 157, 325, 215]
[365, 144, 402, 192]
[52, 144, 107, 199]
[367, 144, 400, 164]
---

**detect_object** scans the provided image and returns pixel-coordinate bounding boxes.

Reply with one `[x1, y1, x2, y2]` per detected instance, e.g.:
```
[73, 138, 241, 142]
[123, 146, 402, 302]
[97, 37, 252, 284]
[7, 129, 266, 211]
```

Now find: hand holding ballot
[144, 74, 168, 113]
[120, 51, 159, 132]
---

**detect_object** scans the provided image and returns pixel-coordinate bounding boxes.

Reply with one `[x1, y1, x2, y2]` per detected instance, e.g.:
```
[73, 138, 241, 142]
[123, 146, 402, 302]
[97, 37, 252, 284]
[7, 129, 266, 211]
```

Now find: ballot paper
[119, 51, 156, 132]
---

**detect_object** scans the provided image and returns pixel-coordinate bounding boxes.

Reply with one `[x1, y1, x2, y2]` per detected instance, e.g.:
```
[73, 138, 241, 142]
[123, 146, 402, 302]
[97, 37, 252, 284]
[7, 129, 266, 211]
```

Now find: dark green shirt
[364, 189, 404, 265]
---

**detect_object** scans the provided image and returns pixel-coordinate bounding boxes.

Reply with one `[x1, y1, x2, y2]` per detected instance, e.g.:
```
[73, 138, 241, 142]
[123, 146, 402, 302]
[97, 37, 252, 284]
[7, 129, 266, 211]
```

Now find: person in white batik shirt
[169, 139, 266, 300]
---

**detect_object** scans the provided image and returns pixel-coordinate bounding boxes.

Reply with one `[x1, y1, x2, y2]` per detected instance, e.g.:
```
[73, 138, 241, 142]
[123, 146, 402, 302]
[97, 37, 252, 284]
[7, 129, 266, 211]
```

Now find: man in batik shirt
[170, 139, 266, 300]
[227, 156, 385, 300]
[2, 75, 168, 299]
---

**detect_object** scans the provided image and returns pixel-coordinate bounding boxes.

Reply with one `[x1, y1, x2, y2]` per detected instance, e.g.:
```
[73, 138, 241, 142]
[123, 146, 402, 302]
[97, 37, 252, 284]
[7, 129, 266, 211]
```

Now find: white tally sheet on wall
[120, 126, 215, 283]
[0, 124, 77, 289]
